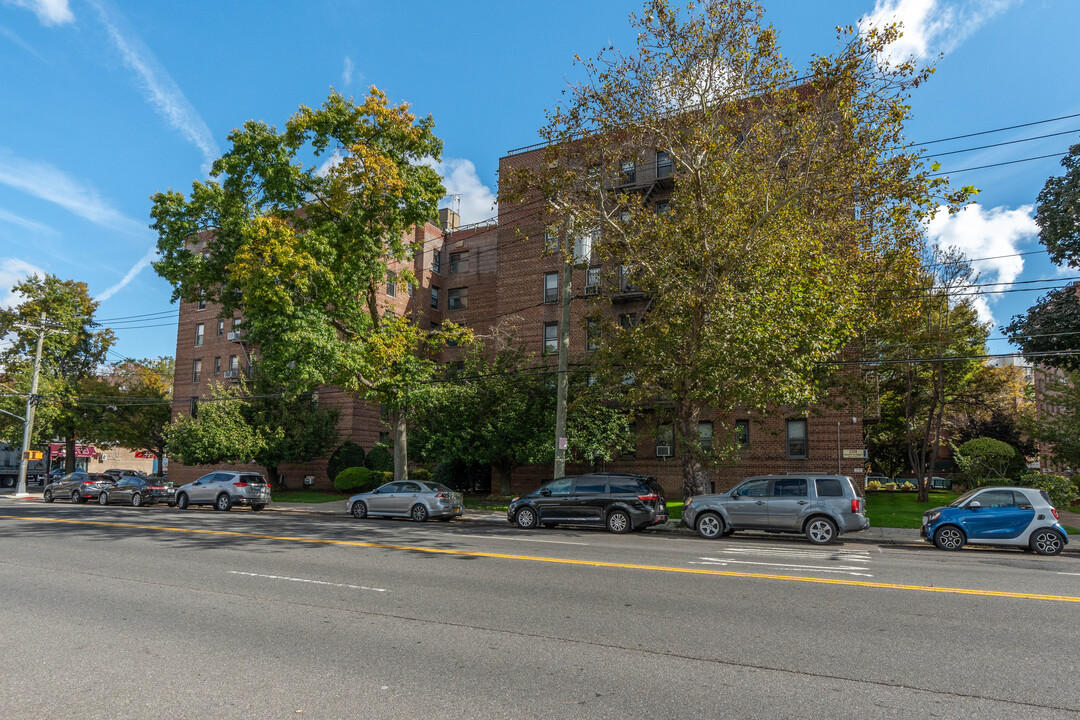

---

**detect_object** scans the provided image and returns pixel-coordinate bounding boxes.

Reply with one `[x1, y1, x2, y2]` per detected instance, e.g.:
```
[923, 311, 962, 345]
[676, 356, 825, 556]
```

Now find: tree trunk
[266, 465, 283, 490]
[153, 449, 165, 478]
[392, 410, 408, 483]
[65, 433, 76, 473]
[495, 460, 514, 496]
[676, 406, 710, 500]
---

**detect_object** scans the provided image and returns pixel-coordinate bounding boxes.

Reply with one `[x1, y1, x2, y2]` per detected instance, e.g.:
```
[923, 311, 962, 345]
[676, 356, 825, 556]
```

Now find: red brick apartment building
[171, 147, 867, 495]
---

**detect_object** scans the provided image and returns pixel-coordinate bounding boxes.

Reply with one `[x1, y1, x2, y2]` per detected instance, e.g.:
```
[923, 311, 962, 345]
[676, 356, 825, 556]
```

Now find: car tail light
[82, 480, 94, 485]
[149, 486, 163, 491]
[436, 493, 449, 499]
[851, 498, 861, 513]
[638, 493, 659, 502]
[1052, 508, 1059, 520]
[233, 482, 248, 487]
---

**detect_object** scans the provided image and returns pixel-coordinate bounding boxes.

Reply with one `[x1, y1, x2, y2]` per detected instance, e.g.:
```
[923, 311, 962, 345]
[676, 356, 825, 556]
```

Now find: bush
[968, 477, 1012, 489]
[954, 438, 1025, 481]
[900, 481, 916, 491]
[365, 444, 393, 473]
[884, 482, 897, 491]
[409, 468, 432, 482]
[369, 470, 394, 486]
[1019, 472, 1076, 509]
[866, 480, 882, 491]
[327, 442, 365, 485]
[432, 459, 492, 494]
[333, 466, 371, 492]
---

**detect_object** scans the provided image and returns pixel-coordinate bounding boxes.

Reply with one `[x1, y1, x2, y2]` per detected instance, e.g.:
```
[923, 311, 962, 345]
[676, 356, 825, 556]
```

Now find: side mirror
[540, 488, 552, 497]
[731, 491, 740, 499]
[968, 501, 981, 509]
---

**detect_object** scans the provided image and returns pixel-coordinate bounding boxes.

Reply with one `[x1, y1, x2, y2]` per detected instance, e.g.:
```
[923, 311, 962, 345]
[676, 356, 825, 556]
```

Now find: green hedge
[365, 445, 393, 472]
[328, 442, 366, 485]
[1019, 473, 1075, 510]
[333, 466, 371, 492]
[409, 468, 432, 482]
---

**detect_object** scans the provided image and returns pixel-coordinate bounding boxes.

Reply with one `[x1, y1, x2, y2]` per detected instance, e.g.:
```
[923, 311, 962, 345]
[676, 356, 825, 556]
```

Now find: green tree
[954, 437, 1025, 481]
[1030, 370, 1080, 471]
[243, 381, 340, 490]
[500, 0, 968, 498]
[98, 357, 174, 477]
[165, 384, 265, 466]
[1035, 141, 1080, 267]
[151, 88, 447, 482]
[0, 274, 114, 470]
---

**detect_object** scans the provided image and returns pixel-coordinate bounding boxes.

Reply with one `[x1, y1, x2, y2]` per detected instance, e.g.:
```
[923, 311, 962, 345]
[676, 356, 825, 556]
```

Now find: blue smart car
[921, 486, 1069, 555]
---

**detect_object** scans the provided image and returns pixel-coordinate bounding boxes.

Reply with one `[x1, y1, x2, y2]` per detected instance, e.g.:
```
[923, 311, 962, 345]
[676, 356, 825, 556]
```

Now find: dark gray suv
[682, 474, 869, 545]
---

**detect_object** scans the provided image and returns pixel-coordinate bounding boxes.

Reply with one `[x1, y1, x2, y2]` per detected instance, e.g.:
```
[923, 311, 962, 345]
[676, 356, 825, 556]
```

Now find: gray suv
[682, 474, 869, 545]
[174, 471, 271, 511]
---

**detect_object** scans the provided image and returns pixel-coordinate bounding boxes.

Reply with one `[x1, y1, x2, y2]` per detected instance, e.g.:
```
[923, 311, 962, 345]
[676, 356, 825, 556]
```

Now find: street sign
[842, 449, 867, 459]
[22, 450, 43, 461]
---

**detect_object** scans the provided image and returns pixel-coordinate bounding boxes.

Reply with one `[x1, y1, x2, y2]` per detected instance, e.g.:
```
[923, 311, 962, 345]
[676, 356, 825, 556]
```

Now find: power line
[923, 127, 1080, 159]
[929, 152, 1066, 177]
[911, 112, 1080, 146]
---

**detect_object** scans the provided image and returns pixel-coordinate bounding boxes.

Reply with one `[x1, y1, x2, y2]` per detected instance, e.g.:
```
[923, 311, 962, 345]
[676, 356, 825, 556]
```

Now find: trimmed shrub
[884, 482, 898, 491]
[333, 466, 371, 492]
[409, 468, 432, 482]
[954, 438, 1025, 481]
[369, 470, 394, 486]
[900, 481, 916, 491]
[327, 442, 365, 485]
[1019, 472, 1075, 509]
[866, 480, 882, 491]
[365, 444, 393, 473]
[432, 459, 492, 494]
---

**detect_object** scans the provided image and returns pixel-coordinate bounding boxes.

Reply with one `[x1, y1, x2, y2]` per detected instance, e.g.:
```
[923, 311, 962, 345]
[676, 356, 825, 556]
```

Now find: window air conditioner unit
[584, 286, 600, 296]
[223, 369, 240, 380]
[656, 445, 673, 458]
[227, 331, 244, 342]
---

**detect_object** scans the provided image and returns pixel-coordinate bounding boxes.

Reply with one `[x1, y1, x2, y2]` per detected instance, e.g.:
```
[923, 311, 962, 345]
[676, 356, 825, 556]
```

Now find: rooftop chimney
[439, 208, 460, 232]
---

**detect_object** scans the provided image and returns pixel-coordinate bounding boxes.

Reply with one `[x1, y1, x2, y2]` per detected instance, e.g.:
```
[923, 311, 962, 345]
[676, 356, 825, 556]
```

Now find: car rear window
[815, 478, 844, 497]
[609, 478, 644, 494]
[240, 474, 266, 485]
[428, 483, 453, 493]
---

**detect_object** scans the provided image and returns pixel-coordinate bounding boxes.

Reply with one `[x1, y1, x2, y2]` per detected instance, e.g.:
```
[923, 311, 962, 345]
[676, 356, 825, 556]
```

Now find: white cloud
[926, 202, 1039, 323]
[0, 148, 147, 235]
[0, 257, 46, 308]
[860, 0, 1020, 66]
[0, 22, 45, 58]
[343, 56, 354, 86]
[428, 158, 497, 225]
[89, 0, 219, 173]
[0, 206, 57, 236]
[5, 0, 73, 25]
[97, 245, 157, 302]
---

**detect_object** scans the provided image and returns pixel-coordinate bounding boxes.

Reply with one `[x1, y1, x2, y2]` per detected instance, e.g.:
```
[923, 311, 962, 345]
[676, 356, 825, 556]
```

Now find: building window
[430, 321, 441, 332]
[431, 287, 440, 310]
[229, 355, 239, 371]
[386, 272, 396, 298]
[698, 421, 713, 452]
[449, 252, 468, 274]
[656, 150, 672, 179]
[618, 265, 639, 292]
[544, 272, 559, 304]
[621, 160, 636, 185]
[619, 313, 637, 330]
[217, 320, 224, 336]
[213, 357, 221, 375]
[196, 294, 207, 311]
[543, 322, 558, 355]
[432, 250, 442, 274]
[194, 323, 204, 347]
[544, 229, 559, 254]
[408, 282, 416, 297]
[232, 317, 242, 330]
[189, 398, 198, 418]
[619, 423, 637, 460]
[735, 419, 750, 446]
[586, 318, 600, 352]
[448, 287, 467, 310]
[656, 424, 673, 456]
[573, 228, 595, 264]
[786, 419, 808, 458]
[191, 359, 202, 383]
[379, 431, 390, 445]
[585, 267, 601, 295]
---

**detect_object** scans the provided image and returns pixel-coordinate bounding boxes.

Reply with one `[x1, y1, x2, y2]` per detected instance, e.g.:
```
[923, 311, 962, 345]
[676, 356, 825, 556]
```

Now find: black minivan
[507, 473, 668, 533]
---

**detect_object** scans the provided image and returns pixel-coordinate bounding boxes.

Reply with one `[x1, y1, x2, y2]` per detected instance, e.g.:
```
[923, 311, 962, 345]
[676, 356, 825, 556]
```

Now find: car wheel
[411, 504, 429, 522]
[934, 525, 965, 551]
[43, 489, 53, 503]
[515, 506, 538, 529]
[71, 490, 83, 504]
[215, 494, 232, 512]
[696, 512, 724, 540]
[98, 493, 109, 506]
[805, 517, 837, 545]
[351, 501, 368, 519]
[607, 509, 631, 534]
[0, 477, 12, 488]
[176, 493, 189, 510]
[251, 504, 265, 512]
[131, 493, 143, 507]
[1030, 528, 1065, 556]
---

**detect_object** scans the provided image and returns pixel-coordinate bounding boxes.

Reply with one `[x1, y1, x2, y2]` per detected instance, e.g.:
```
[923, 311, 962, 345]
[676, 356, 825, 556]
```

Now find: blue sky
[1, 0, 1078, 363]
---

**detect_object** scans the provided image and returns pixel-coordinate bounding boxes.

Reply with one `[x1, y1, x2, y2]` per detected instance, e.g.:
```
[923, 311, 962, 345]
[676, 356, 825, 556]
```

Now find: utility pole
[15, 313, 62, 496]
[553, 225, 573, 479]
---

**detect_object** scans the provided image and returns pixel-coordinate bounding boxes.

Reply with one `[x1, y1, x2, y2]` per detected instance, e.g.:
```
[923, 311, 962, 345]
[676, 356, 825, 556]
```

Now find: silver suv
[174, 472, 271, 511]
[682, 474, 869, 545]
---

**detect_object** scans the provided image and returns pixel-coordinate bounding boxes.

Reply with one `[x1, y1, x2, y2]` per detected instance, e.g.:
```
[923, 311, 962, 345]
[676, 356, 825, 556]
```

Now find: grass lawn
[864, 490, 960, 529]
[271, 489, 344, 503]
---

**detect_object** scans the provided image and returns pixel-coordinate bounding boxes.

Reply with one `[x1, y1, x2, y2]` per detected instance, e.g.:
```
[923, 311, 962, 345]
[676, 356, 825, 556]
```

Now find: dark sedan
[43, 472, 115, 503]
[98, 476, 175, 507]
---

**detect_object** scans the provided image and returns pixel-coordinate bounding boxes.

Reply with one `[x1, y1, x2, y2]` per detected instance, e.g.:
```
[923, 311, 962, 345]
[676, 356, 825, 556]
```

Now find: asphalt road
[0, 501, 1077, 719]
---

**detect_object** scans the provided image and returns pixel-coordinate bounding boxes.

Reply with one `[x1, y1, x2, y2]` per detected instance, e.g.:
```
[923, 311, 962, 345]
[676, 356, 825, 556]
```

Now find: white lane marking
[229, 571, 387, 592]
[1057, 572, 1080, 576]
[715, 548, 871, 562]
[691, 558, 874, 577]
[452, 533, 590, 546]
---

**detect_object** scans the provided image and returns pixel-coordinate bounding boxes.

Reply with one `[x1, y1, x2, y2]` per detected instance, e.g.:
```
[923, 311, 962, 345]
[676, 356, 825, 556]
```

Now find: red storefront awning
[48, 443, 99, 459]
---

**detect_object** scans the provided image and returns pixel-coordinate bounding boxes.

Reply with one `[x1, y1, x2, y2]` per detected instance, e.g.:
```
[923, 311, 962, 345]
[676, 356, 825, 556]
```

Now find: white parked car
[348, 480, 463, 522]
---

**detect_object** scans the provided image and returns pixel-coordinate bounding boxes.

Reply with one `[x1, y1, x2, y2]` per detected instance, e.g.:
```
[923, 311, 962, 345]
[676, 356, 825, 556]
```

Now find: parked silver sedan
[348, 481, 464, 522]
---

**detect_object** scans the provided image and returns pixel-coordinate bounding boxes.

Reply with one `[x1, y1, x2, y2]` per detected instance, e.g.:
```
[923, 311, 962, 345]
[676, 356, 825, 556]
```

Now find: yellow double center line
[4, 515, 1079, 604]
